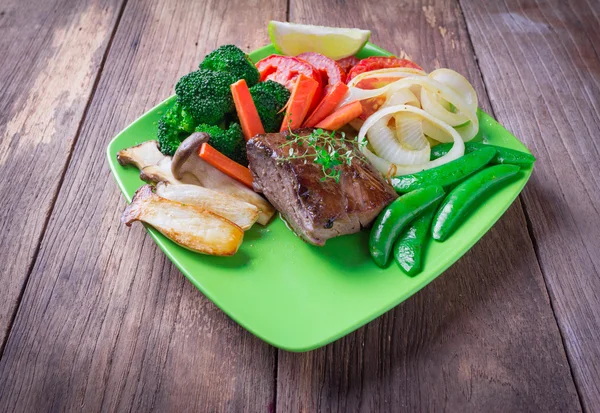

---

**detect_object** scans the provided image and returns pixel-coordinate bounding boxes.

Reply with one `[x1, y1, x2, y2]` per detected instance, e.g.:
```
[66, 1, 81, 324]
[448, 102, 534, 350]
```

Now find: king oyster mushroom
[171, 132, 275, 225]
[117, 140, 181, 184]
[139, 158, 182, 185]
[117, 140, 165, 169]
[122, 185, 244, 256]
[155, 182, 259, 230]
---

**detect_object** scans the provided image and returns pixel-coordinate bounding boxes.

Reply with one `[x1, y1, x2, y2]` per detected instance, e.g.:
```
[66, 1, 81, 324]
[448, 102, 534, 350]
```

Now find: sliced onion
[422, 119, 454, 143]
[366, 117, 401, 161]
[347, 67, 427, 88]
[342, 76, 477, 127]
[359, 105, 465, 176]
[436, 95, 454, 111]
[339, 86, 392, 108]
[429, 68, 478, 112]
[455, 118, 479, 141]
[366, 116, 429, 165]
[381, 88, 421, 109]
[394, 112, 429, 150]
[341, 68, 480, 145]
[339, 76, 422, 107]
[420, 87, 470, 126]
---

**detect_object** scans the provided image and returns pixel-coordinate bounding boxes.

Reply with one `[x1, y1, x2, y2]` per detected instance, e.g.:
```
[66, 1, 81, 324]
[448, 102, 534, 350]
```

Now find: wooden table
[0, 0, 598, 411]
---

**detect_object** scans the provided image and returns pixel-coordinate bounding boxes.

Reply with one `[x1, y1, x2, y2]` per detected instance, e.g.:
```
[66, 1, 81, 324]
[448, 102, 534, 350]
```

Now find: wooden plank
[0, 0, 126, 348]
[0, 0, 284, 411]
[276, 1, 583, 412]
[459, 0, 600, 409]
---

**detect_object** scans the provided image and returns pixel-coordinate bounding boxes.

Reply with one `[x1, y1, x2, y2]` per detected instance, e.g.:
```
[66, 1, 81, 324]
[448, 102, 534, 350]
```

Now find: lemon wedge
[268, 21, 370, 60]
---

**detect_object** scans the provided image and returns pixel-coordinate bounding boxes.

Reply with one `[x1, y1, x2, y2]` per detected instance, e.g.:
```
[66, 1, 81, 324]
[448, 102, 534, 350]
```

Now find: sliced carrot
[231, 79, 265, 141]
[280, 74, 319, 132]
[198, 143, 254, 188]
[302, 82, 349, 128]
[314, 101, 363, 131]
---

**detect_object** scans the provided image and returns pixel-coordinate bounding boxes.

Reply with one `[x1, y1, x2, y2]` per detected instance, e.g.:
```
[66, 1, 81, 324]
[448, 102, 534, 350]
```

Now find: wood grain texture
[277, 1, 582, 411]
[0, 0, 284, 411]
[0, 0, 125, 348]
[460, 0, 600, 410]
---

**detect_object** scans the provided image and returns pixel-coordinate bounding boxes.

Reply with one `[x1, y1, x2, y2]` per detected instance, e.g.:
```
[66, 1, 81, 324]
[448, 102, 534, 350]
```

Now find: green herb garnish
[278, 127, 366, 183]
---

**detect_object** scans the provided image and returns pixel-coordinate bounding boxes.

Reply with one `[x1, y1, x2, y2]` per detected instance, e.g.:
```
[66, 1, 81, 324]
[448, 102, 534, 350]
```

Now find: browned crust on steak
[247, 128, 397, 245]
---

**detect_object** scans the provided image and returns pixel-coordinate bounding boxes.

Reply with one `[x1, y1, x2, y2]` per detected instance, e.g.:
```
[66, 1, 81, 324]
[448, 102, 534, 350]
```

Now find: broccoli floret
[175, 69, 237, 125]
[157, 101, 197, 156]
[200, 45, 260, 87]
[195, 122, 247, 165]
[249, 81, 291, 132]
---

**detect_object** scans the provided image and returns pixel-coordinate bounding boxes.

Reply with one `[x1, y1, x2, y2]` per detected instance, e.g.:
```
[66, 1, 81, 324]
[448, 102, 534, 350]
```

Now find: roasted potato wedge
[155, 182, 259, 230]
[122, 185, 243, 256]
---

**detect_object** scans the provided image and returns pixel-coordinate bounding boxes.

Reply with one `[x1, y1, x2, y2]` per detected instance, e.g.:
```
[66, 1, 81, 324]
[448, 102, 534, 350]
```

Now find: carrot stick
[280, 74, 319, 132]
[198, 143, 254, 188]
[231, 79, 265, 141]
[314, 101, 363, 131]
[302, 82, 349, 128]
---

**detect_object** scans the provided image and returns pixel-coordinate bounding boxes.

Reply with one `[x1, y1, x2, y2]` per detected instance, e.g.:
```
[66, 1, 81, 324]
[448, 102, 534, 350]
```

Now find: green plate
[107, 43, 533, 352]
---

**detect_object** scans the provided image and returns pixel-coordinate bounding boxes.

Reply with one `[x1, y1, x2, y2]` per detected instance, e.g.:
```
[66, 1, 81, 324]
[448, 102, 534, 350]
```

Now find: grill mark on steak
[247, 128, 397, 246]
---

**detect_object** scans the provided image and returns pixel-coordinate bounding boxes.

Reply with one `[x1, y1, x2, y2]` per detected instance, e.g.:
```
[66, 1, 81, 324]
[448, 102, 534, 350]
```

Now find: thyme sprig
[278, 127, 366, 183]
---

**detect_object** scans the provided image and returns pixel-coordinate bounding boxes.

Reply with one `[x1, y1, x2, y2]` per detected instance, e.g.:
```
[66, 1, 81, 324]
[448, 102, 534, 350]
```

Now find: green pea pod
[370, 186, 445, 268]
[393, 204, 438, 276]
[432, 164, 520, 241]
[391, 147, 496, 193]
[431, 142, 536, 167]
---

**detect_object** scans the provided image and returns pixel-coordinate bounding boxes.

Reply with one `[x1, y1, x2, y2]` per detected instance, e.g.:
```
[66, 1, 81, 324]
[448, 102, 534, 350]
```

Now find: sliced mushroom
[117, 140, 165, 169]
[155, 182, 259, 230]
[116, 140, 181, 184]
[171, 132, 275, 225]
[122, 185, 244, 256]
[140, 157, 182, 185]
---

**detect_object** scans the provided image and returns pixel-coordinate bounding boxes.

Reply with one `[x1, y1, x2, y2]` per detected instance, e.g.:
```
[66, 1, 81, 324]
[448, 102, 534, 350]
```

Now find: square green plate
[107, 43, 533, 352]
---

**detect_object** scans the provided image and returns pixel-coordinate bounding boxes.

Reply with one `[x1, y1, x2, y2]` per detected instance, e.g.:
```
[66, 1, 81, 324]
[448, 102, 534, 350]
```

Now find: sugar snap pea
[430, 142, 536, 167]
[391, 147, 496, 193]
[393, 204, 437, 276]
[370, 186, 445, 268]
[432, 164, 520, 241]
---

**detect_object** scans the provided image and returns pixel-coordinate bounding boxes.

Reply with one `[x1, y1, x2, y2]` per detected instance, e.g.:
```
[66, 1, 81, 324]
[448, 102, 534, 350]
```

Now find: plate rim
[106, 42, 533, 352]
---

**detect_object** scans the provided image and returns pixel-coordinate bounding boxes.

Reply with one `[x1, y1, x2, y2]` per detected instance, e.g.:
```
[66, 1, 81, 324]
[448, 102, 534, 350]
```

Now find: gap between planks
[0, 0, 131, 359]
[455, 0, 585, 409]
[3, 2, 580, 410]
[519, 189, 586, 411]
[275, 0, 583, 411]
